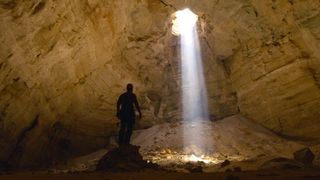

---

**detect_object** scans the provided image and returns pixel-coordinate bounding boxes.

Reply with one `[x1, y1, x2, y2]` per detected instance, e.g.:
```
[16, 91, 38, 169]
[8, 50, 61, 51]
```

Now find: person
[116, 83, 142, 146]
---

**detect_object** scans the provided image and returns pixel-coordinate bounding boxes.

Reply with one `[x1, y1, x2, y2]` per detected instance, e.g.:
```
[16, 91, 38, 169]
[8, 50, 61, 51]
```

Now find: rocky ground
[1, 115, 320, 179]
[132, 115, 319, 172]
[42, 115, 320, 174]
[1, 170, 320, 180]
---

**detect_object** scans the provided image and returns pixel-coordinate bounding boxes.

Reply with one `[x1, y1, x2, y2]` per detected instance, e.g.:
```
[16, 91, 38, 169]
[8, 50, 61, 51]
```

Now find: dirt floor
[1, 170, 320, 180]
[52, 115, 314, 173]
[2, 116, 319, 179]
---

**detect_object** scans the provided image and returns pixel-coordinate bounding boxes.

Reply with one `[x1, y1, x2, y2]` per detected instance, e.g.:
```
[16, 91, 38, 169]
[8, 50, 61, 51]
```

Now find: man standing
[116, 83, 142, 146]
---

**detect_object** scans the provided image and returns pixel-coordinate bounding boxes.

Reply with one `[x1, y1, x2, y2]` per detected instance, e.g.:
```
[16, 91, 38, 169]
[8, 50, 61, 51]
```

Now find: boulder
[294, 148, 315, 165]
[96, 145, 158, 172]
[220, 160, 231, 168]
[184, 162, 203, 173]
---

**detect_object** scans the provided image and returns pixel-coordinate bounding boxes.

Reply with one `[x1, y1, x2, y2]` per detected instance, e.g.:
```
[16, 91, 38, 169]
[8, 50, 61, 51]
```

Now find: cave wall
[0, 0, 319, 167]
[0, 0, 134, 167]
[164, 0, 320, 140]
[0, 0, 237, 167]
[222, 0, 320, 141]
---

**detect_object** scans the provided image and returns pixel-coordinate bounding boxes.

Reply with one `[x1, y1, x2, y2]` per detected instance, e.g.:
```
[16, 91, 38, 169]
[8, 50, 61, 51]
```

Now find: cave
[0, 0, 320, 179]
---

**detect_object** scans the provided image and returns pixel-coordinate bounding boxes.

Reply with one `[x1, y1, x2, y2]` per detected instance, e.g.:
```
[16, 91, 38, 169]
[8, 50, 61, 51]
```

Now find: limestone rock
[310, 145, 320, 167]
[259, 157, 302, 170]
[220, 160, 231, 169]
[96, 145, 158, 172]
[294, 148, 315, 165]
[184, 162, 203, 173]
[224, 0, 320, 140]
[0, 0, 237, 167]
[131, 115, 305, 172]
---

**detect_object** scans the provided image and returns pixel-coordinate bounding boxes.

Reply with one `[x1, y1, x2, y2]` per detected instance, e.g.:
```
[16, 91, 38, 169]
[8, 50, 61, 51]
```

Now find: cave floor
[1, 170, 320, 180]
[49, 115, 319, 174]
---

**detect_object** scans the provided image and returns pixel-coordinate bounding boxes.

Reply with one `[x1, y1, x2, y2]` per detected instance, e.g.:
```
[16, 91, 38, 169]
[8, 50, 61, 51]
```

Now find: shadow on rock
[294, 148, 315, 165]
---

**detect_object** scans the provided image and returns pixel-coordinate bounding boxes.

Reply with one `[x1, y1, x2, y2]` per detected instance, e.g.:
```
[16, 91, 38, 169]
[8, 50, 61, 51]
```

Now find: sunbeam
[173, 8, 212, 160]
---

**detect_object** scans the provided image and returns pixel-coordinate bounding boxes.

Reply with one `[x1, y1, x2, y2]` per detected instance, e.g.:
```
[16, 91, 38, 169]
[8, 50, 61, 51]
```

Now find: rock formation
[96, 145, 158, 172]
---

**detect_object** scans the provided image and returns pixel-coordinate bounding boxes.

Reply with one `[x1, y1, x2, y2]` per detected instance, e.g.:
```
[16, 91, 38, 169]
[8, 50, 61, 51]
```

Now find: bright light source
[172, 8, 198, 35]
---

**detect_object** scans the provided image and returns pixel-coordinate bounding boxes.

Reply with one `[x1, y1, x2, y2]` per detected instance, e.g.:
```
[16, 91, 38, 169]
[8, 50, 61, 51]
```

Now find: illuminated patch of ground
[51, 115, 310, 173]
[132, 115, 306, 172]
[144, 149, 222, 165]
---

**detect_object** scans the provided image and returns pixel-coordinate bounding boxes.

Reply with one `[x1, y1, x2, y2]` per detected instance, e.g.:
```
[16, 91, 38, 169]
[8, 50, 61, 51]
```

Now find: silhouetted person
[116, 83, 142, 146]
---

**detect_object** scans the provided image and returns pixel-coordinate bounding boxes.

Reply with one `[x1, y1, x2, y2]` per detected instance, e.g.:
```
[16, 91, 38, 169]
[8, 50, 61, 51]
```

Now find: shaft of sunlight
[174, 8, 211, 157]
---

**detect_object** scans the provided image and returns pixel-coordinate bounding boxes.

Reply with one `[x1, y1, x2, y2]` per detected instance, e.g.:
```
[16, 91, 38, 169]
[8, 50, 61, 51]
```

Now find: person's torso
[120, 92, 135, 113]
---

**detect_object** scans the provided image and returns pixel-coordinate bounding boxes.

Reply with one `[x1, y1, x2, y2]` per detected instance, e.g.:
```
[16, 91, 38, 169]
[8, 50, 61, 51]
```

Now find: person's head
[126, 83, 133, 93]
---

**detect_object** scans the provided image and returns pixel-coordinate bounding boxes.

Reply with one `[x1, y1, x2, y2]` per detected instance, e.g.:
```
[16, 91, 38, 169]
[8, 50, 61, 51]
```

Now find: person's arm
[116, 95, 122, 118]
[134, 95, 142, 119]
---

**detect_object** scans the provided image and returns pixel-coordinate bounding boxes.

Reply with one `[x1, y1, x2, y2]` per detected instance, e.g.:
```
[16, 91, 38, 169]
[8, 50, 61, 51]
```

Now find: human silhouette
[116, 83, 142, 146]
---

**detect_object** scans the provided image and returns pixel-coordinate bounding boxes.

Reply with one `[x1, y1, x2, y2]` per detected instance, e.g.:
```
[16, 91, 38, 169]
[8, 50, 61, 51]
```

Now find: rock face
[96, 145, 158, 172]
[0, 0, 319, 167]
[225, 1, 320, 141]
[294, 148, 315, 165]
[164, 0, 320, 140]
[259, 157, 303, 170]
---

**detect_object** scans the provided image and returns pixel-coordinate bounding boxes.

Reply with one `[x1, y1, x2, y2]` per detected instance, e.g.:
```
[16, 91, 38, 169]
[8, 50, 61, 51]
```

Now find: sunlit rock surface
[50, 115, 318, 173]
[132, 115, 306, 172]
[164, 0, 320, 140]
[0, 0, 319, 167]
[225, 1, 320, 141]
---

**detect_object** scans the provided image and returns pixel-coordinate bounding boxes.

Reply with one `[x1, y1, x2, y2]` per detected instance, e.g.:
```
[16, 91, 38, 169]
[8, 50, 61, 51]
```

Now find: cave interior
[0, 0, 320, 179]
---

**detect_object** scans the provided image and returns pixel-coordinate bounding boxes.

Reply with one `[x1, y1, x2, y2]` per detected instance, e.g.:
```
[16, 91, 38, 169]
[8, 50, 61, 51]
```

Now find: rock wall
[223, 0, 320, 141]
[0, 0, 319, 167]
[0, 0, 237, 167]
[0, 0, 133, 167]
[164, 0, 320, 140]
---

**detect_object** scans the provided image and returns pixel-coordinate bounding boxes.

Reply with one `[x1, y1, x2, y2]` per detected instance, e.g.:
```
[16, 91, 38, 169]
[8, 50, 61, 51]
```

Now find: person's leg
[124, 118, 135, 145]
[118, 119, 126, 146]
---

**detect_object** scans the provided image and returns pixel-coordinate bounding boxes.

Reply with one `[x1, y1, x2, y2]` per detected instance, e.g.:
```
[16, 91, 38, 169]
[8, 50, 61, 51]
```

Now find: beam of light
[173, 8, 212, 161]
